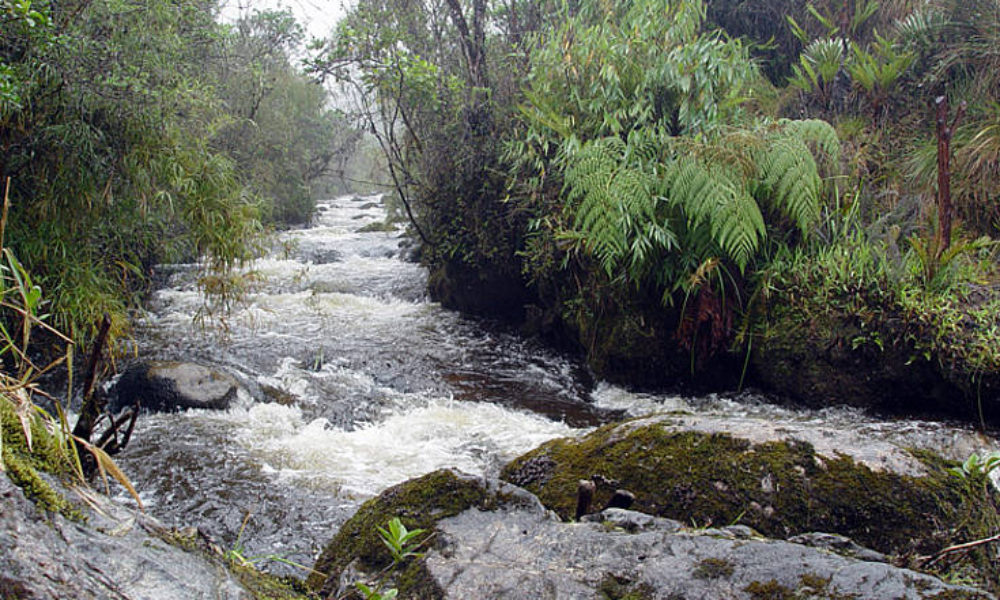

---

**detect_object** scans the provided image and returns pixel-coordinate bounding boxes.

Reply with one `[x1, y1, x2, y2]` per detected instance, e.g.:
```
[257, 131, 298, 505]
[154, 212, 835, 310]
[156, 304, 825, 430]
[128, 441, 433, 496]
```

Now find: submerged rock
[0, 474, 308, 600]
[308, 469, 994, 599]
[109, 361, 240, 413]
[501, 413, 1000, 588]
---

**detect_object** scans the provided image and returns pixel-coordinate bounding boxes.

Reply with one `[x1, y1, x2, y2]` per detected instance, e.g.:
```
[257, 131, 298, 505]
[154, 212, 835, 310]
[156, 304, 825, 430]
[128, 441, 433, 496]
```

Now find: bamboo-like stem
[922, 532, 1000, 568]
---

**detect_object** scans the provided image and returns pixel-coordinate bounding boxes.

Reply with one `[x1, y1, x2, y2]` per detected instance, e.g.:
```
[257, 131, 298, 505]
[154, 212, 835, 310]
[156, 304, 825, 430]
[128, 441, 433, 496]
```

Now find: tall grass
[0, 179, 141, 509]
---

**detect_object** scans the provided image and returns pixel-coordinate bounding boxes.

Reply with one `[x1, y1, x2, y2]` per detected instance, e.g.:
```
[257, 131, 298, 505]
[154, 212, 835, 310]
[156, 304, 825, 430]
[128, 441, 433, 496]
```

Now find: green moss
[1, 399, 80, 519]
[598, 574, 655, 599]
[226, 562, 312, 600]
[308, 469, 526, 598]
[750, 241, 1000, 421]
[692, 557, 735, 580]
[795, 573, 862, 600]
[357, 220, 398, 233]
[154, 527, 312, 600]
[744, 579, 794, 600]
[501, 419, 1000, 592]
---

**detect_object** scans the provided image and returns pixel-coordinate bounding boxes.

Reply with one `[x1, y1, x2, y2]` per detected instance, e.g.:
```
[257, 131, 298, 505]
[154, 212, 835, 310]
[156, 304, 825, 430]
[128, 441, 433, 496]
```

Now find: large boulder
[307, 469, 541, 598]
[428, 507, 992, 599]
[750, 309, 964, 414]
[109, 361, 240, 413]
[307, 469, 994, 599]
[501, 413, 1000, 590]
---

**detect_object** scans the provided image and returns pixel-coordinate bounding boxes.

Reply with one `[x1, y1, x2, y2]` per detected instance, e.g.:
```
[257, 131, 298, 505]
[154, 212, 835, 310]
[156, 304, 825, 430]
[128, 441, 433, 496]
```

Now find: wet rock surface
[427, 506, 992, 599]
[309, 469, 993, 599]
[0, 474, 303, 600]
[109, 361, 240, 413]
[501, 413, 999, 562]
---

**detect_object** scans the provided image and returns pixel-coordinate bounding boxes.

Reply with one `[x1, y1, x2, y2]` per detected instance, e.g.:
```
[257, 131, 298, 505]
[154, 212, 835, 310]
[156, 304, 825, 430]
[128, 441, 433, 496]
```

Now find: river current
[116, 194, 1000, 574]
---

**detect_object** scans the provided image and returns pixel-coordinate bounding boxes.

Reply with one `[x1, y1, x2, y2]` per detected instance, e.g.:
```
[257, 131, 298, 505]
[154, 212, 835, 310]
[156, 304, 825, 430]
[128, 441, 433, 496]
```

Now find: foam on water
[592, 381, 1000, 465]
[217, 398, 579, 498]
[120, 193, 1000, 574]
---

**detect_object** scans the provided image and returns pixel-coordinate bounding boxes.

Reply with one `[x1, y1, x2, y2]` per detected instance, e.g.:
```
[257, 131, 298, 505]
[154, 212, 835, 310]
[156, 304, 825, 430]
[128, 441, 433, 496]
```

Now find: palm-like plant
[847, 32, 914, 119]
[789, 37, 847, 103]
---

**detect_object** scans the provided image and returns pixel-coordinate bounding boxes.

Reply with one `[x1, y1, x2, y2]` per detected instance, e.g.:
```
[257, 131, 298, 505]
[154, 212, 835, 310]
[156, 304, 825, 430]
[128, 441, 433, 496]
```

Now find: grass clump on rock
[0, 395, 80, 519]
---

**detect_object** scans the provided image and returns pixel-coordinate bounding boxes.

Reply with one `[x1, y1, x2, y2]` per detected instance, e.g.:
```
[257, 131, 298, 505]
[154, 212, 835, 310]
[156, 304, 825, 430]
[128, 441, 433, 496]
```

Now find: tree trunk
[444, 0, 488, 88]
[934, 96, 966, 257]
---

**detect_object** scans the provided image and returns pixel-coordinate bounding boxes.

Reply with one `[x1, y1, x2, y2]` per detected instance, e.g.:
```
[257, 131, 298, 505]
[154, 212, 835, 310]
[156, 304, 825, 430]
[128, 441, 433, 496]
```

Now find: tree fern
[755, 119, 840, 235]
[776, 118, 841, 163]
[757, 136, 822, 234]
[564, 135, 675, 279]
[664, 156, 765, 272]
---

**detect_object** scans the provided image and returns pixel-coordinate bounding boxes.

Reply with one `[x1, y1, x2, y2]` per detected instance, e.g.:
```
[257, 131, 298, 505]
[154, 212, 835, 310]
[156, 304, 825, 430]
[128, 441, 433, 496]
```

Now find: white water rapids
[116, 194, 1000, 574]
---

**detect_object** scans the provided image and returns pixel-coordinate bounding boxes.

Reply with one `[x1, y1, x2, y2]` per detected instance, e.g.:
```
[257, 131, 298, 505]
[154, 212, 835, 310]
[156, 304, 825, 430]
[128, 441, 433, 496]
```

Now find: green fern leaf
[665, 157, 765, 272]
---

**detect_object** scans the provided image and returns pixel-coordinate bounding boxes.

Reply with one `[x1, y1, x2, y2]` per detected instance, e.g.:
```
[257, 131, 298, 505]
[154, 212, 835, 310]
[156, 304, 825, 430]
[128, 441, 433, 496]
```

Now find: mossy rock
[750, 306, 965, 416]
[750, 288, 1000, 424]
[558, 275, 740, 391]
[0, 397, 79, 518]
[500, 415, 999, 565]
[307, 468, 538, 598]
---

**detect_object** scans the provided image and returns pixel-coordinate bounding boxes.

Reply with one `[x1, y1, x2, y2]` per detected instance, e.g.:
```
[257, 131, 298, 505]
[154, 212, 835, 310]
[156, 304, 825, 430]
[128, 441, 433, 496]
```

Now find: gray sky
[219, 0, 352, 42]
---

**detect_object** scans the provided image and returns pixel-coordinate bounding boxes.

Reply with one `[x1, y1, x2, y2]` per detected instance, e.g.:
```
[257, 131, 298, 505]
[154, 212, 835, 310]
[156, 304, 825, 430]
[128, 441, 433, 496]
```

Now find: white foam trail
[591, 382, 690, 415]
[209, 398, 581, 499]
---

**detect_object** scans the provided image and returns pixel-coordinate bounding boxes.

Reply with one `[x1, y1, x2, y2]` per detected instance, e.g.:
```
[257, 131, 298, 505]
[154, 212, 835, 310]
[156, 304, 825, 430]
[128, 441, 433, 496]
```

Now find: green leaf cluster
[0, 0, 355, 347]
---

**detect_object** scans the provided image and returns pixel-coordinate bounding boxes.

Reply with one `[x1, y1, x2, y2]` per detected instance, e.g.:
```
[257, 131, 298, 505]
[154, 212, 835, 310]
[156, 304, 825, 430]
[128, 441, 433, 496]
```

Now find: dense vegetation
[1, 0, 356, 345]
[3, 0, 1000, 417]
[315, 0, 1000, 417]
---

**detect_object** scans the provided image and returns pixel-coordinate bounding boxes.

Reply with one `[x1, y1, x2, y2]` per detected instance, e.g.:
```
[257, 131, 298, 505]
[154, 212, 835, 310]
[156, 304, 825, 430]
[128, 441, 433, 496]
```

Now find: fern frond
[757, 135, 822, 234]
[665, 157, 765, 272]
[566, 136, 664, 277]
[776, 118, 841, 165]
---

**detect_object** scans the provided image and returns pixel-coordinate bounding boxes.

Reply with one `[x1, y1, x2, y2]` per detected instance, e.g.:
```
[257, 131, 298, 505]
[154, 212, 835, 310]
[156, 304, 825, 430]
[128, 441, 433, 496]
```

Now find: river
[115, 194, 1000, 575]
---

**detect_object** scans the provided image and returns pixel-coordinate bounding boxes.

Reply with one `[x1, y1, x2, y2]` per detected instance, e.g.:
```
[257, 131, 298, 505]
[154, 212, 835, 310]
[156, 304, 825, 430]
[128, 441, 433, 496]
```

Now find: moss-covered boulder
[750, 304, 982, 417]
[308, 467, 993, 598]
[501, 414, 1000, 589]
[748, 251, 1000, 423]
[555, 281, 739, 391]
[1, 394, 308, 600]
[306, 468, 541, 599]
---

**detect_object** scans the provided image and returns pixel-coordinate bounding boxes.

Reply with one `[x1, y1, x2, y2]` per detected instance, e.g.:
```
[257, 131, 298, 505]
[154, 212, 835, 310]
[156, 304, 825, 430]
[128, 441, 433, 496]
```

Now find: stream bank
[4, 194, 999, 598]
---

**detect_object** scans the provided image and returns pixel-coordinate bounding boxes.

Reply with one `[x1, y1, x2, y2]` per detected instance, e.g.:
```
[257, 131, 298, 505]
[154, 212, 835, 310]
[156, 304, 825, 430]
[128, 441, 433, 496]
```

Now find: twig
[93, 407, 138, 456]
[72, 313, 112, 443]
[1, 176, 10, 248]
[80, 313, 112, 404]
[922, 533, 1000, 568]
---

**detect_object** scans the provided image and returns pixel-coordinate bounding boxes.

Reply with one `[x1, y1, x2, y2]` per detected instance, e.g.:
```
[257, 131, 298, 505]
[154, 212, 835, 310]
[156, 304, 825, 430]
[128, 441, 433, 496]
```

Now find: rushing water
[116, 194, 1000, 575]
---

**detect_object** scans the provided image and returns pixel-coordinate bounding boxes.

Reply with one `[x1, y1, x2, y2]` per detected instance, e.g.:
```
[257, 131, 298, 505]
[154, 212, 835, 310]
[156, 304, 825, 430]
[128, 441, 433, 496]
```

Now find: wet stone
[424, 504, 993, 599]
[0, 475, 255, 600]
[109, 361, 240, 413]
